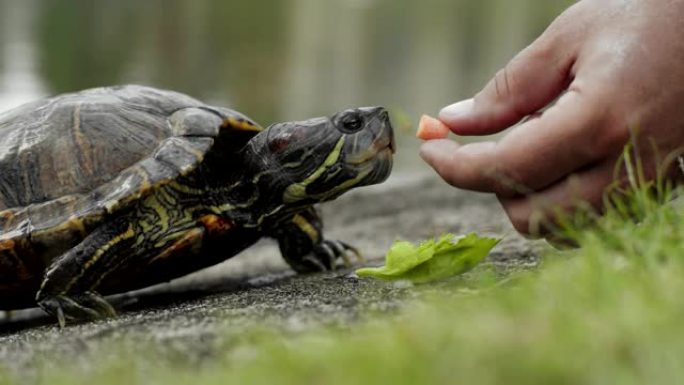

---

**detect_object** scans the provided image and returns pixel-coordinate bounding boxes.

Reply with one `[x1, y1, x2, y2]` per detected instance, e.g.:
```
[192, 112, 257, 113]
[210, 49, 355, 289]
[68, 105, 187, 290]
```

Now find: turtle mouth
[344, 119, 394, 188]
[345, 117, 395, 166]
[350, 134, 394, 164]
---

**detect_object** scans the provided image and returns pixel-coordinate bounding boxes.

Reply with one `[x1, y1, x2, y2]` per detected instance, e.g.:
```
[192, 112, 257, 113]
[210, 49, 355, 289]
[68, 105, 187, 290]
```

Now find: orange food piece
[416, 114, 450, 140]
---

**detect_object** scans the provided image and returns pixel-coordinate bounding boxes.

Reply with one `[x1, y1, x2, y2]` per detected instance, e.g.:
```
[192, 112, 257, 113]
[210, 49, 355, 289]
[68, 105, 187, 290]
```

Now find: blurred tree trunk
[329, 0, 370, 111]
[279, 0, 328, 120]
[0, 0, 45, 110]
[472, 0, 535, 92]
[404, 0, 464, 116]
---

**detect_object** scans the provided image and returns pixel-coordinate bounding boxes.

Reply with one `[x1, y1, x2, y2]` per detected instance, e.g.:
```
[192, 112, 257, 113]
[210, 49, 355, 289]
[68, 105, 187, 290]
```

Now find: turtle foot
[37, 291, 117, 328]
[311, 240, 364, 271]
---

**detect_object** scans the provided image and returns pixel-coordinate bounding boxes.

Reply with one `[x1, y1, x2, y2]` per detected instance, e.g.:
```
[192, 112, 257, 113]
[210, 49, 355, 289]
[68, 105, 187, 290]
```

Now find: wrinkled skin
[420, 0, 684, 238]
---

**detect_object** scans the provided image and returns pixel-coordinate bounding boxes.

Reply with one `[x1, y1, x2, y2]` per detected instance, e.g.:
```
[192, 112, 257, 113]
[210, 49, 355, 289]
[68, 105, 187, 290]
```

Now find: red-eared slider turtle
[0, 85, 394, 326]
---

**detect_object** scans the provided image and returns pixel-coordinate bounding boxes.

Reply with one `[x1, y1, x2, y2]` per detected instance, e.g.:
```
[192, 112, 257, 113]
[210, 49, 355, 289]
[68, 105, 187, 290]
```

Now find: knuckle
[485, 62, 527, 121]
[505, 205, 532, 235]
[501, 198, 548, 237]
[526, 39, 556, 65]
[502, 166, 535, 195]
[490, 150, 534, 196]
[488, 169, 515, 197]
[512, 218, 532, 235]
[476, 67, 515, 109]
[555, 92, 626, 161]
[598, 119, 629, 153]
[492, 69, 504, 101]
[435, 153, 464, 188]
[584, 115, 628, 160]
[492, 67, 514, 103]
[539, 1, 584, 47]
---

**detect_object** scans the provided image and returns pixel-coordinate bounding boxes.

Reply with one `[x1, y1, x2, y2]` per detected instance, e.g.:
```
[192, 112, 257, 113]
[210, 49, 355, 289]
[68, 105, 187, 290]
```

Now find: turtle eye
[340, 114, 364, 133]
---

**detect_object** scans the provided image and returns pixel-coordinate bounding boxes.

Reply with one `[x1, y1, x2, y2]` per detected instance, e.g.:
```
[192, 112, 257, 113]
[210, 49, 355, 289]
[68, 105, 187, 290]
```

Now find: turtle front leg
[271, 207, 362, 273]
[35, 218, 135, 327]
[35, 213, 225, 327]
[35, 209, 238, 327]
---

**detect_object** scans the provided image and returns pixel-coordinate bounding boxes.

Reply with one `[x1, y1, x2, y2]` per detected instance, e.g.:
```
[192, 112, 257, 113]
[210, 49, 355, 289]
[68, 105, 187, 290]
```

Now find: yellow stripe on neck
[283, 137, 345, 203]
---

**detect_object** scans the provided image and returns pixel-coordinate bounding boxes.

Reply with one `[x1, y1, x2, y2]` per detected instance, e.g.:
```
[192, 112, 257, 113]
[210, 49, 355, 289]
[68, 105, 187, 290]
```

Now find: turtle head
[243, 107, 394, 207]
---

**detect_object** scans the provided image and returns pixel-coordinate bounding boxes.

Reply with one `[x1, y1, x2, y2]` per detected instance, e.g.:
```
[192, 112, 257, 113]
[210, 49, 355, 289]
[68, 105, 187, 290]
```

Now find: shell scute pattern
[0, 86, 218, 267]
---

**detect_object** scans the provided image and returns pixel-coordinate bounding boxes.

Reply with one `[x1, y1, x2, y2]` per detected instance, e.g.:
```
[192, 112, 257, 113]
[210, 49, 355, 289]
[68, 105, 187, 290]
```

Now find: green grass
[5, 159, 684, 385]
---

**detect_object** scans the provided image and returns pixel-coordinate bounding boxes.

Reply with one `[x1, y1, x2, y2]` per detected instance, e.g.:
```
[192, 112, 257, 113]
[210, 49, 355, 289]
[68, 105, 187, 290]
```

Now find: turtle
[0, 85, 394, 326]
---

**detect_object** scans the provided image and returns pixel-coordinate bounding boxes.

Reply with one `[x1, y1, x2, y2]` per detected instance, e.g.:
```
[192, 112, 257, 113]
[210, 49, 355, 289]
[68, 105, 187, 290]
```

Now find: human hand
[419, 0, 684, 237]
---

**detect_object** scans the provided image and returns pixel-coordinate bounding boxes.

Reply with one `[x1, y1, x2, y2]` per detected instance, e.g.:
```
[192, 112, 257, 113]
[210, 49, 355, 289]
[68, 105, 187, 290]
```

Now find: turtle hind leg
[35, 218, 135, 326]
[270, 207, 363, 273]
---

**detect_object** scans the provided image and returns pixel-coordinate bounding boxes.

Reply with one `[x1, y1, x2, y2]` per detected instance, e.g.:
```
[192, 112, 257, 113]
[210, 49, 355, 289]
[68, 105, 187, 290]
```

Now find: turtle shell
[0, 85, 261, 306]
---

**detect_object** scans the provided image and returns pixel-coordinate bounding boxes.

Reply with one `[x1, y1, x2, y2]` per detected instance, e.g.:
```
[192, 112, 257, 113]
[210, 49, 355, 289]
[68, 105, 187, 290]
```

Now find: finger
[498, 158, 616, 237]
[439, 8, 582, 136]
[420, 138, 495, 188]
[422, 90, 623, 197]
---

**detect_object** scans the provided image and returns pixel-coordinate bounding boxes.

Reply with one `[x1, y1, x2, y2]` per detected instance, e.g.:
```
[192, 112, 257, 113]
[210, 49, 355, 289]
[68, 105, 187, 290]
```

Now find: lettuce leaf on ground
[356, 233, 499, 283]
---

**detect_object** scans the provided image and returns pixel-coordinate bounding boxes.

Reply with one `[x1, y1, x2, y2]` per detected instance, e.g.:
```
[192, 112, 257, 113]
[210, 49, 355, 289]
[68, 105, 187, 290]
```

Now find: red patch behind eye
[269, 132, 295, 152]
[270, 138, 289, 152]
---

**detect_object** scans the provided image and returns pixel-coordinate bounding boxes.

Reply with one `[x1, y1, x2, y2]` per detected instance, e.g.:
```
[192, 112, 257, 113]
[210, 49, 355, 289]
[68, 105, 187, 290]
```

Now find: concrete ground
[0, 171, 543, 371]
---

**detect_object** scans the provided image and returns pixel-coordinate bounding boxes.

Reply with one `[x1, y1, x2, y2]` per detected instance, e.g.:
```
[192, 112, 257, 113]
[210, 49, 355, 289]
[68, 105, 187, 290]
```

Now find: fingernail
[439, 99, 474, 122]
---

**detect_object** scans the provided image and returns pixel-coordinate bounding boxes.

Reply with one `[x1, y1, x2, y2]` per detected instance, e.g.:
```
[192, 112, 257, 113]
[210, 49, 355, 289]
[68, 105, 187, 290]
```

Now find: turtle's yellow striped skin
[0, 85, 394, 326]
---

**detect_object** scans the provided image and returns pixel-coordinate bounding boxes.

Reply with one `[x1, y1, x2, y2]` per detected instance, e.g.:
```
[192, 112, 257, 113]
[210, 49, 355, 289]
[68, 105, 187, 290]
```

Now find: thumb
[440, 13, 580, 136]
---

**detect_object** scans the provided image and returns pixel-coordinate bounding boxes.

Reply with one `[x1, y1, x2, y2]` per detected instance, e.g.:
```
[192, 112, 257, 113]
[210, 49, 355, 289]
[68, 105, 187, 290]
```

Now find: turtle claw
[37, 292, 116, 327]
[74, 291, 118, 318]
[314, 240, 364, 271]
[326, 240, 364, 267]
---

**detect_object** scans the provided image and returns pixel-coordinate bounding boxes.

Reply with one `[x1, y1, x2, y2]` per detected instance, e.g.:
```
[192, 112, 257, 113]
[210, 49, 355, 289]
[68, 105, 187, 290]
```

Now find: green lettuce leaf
[356, 233, 499, 283]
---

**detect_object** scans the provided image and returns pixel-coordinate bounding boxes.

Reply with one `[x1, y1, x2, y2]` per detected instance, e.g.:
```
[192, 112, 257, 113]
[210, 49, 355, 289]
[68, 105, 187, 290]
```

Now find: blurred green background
[0, 0, 572, 168]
